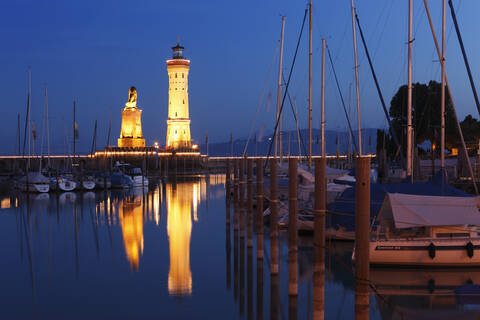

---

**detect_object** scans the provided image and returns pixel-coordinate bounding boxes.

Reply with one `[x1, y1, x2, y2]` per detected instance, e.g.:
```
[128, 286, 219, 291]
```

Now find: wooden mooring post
[239, 158, 245, 238]
[233, 159, 239, 232]
[226, 196, 231, 290]
[288, 158, 298, 296]
[314, 157, 326, 320]
[247, 158, 253, 248]
[256, 158, 264, 260]
[269, 158, 279, 275]
[226, 159, 231, 201]
[355, 156, 371, 320]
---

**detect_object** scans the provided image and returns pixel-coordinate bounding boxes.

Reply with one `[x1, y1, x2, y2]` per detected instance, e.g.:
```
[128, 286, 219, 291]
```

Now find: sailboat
[16, 68, 50, 193]
[353, 0, 480, 266]
[367, 192, 480, 266]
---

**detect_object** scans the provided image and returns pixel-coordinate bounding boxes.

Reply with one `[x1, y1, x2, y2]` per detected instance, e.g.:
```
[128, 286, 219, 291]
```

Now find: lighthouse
[166, 41, 192, 150]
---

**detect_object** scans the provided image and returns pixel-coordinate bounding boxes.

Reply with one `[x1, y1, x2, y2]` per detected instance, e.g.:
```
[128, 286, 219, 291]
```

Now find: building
[118, 86, 145, 148]
[166, 41, 192, 150]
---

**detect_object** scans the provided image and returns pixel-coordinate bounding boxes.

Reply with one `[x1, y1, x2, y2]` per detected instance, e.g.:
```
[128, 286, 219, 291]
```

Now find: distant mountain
[199, 128, 378, 156]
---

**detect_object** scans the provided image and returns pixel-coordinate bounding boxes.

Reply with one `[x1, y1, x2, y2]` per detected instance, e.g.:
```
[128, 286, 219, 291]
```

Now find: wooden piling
[355, 156, 371, 320]
[288, 158, 298, 296]
[234, 192, 239, 302]
[240, 224, 245, 315]
[226, 199, 232, 289]
[247, 246, 253, 320]
[247, 158, 253, 248]
[313, 157, 326, 320]
[239, 158, 245, 238]
[226, 159, 231, 200]
[239, 158, 245, 207]
[256, 158, 264, 260]
[289, 295, 298, 320]
[270, 158, 279, 275]
[270, 274, 279, 320]
[233, 159, 239, 232]
[256, 254, 264, 320]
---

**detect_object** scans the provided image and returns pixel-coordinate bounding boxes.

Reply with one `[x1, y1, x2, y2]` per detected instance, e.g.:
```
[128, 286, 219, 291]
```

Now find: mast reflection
[166, 181, 200, 296]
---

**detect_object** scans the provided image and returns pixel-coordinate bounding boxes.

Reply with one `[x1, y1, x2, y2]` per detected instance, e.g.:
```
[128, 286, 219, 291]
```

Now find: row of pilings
[225, 156, 371, 320]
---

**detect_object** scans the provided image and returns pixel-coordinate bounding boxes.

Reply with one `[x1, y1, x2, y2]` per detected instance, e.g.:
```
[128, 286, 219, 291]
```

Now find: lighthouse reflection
[166, 180, 201, 296]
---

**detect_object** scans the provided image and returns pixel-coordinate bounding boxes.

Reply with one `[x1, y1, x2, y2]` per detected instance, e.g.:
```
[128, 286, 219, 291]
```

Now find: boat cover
[278, 163, 347, 185]
[327, 171, 471, 231]
[379, 193, 480, 228]
[18, 172, 50, 184]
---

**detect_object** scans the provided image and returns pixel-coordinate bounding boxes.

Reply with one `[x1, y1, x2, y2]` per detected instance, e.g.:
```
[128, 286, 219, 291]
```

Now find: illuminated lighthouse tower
[166, 41, 192, 150]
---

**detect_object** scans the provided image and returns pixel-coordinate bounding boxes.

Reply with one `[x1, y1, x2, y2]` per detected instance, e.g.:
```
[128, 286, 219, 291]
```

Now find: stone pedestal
[118, 108, 145, 148]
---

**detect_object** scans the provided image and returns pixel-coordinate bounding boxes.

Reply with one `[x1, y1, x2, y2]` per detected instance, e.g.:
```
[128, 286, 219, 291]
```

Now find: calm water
[0, 174, 479, 319]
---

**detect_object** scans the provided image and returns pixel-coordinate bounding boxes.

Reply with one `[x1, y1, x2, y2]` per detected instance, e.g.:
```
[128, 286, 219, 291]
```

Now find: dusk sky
[1, 0, 480, 154]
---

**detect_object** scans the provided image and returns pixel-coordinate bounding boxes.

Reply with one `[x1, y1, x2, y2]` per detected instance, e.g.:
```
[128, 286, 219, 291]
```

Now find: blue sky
[1, 0, 480, 154]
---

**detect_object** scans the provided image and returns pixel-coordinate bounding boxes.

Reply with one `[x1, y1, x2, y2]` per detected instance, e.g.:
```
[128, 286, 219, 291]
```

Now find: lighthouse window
[183, 130, 186, 134]
[175, 73, 177, 78]
[183, 100, 185, 104]
[175, 130, 177, 134]
[175, 112, 177, 117]
[182, 73, 184, 78]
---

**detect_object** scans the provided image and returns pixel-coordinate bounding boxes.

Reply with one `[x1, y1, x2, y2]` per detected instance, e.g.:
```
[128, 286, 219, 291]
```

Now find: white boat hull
[17, 182, 50, 193]
[58, 180, 77, 192]
[369, 238, 480, 266]
[82, 181, 95, 190]
[132, 176, 148, 187]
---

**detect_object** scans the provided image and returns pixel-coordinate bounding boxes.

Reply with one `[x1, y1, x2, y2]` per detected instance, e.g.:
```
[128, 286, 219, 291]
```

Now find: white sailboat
[17, 172, 50, 193]
[16, 68, 50, 193]
[367, 193, 480, 266]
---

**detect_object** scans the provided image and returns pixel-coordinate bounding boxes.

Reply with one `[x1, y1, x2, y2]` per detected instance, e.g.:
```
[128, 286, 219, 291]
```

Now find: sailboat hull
[369, 238, 480, 266]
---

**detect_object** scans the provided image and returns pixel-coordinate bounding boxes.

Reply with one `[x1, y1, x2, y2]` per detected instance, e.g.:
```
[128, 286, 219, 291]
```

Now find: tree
[386, 80, 457, 159]
[460, 114, 480, 154]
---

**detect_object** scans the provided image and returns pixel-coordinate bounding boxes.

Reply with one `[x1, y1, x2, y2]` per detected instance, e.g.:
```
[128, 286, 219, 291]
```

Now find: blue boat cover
[327, 171, 471, 231]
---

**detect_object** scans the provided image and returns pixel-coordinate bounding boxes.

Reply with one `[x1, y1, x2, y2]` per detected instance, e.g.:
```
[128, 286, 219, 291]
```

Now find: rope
[264, 8, 309, 170]
[326, 45, 358, 154]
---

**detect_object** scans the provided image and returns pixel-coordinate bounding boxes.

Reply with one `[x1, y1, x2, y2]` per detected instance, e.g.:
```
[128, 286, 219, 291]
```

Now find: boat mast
[16, 114, 20, 156]
[40, 86, 46, 173]
[73, 100, 76, 162]
[308, 1, 313, 168]
[46, 85, 50, 168]
[294, 98, 302, 157]
[321, 38, 326, 157]
[407, 0, 413, 181]
[27, 68, 31, 171]
[423, 0, 478, 195]
[441, 0, 446, 171]
[350, 0, 362, 156]
[107, 107, 112, 147]
[275, 16, 285, 160]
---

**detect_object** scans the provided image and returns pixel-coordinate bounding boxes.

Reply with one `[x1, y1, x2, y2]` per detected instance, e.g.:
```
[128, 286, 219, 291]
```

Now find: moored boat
[57, 175, 77, 192]
[365, 193, 480, 266]
[115, 162, 148, 187]
[16, 172, 50, 193]
[81, 176, 96, 190]
[110, 169, 133, 189]
[95, 173, 112, 189]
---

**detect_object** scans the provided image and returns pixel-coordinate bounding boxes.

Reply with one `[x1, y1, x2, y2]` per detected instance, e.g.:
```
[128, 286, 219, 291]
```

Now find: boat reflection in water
[119, 187, 145, 271]
[371, 267, 480, 319]
[166, 181, 201, 296]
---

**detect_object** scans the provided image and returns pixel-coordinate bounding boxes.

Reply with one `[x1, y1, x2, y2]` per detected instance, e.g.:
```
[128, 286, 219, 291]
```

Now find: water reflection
[119, 188, 144, 271]
[6, 173, 479, 319]
[371, 267, 480, 319]
[166, 182, 195, 296]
